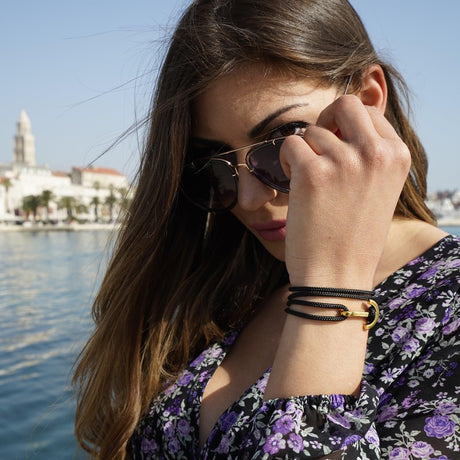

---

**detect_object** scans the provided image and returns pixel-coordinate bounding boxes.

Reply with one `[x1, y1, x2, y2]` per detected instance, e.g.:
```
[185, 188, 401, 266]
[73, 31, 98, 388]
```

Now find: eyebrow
[248, 103, 309, 139]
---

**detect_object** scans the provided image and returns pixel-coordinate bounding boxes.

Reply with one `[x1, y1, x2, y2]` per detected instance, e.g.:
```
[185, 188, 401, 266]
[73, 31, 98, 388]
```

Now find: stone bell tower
[14, 110, 36, 166]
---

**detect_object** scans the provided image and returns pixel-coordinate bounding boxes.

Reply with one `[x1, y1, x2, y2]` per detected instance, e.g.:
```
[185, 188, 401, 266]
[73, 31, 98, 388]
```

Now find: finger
[316, 95, 398, 143]
[301, 124, 343, 160]
[279, 133, 318, 178]
[364, 105, 400, 140]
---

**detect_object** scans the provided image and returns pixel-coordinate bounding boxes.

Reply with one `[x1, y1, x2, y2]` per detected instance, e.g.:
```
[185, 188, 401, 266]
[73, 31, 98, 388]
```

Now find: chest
[199, 311, 284, 446]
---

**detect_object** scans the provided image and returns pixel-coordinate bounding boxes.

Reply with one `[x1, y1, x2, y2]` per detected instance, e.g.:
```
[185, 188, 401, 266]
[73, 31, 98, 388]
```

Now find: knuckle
[364, 139, 411, 178]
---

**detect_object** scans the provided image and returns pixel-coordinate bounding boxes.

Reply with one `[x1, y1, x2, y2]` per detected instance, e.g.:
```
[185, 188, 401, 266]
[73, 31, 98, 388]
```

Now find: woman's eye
[267, 122, 308, 139]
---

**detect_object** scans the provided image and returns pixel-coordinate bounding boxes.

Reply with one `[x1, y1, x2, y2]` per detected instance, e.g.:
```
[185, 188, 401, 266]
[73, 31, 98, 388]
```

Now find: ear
[358, 64, 387, 113]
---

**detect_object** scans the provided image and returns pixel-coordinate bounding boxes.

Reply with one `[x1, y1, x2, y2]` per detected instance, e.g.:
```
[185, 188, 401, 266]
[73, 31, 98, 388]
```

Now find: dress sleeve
[243, 381, 381, 458]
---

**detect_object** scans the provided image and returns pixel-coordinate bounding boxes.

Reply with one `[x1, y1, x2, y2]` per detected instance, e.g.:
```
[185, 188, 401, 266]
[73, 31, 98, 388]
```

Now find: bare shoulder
[375, 219, 449, 285]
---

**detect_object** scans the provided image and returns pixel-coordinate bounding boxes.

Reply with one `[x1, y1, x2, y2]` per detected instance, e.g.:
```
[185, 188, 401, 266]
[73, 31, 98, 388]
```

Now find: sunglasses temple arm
[344, 74, 353, 95]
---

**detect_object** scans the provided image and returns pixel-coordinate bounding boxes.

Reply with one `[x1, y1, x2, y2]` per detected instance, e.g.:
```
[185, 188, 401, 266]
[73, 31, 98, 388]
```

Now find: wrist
[285, 286, 379, 330]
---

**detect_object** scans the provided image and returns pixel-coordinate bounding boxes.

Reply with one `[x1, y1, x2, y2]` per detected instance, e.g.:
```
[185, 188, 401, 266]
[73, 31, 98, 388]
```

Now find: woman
[73, 0, 460, 458]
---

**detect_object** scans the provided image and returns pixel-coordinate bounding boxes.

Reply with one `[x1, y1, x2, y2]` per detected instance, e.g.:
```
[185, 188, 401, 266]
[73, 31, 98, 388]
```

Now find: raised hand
[280, 94, 411, 288]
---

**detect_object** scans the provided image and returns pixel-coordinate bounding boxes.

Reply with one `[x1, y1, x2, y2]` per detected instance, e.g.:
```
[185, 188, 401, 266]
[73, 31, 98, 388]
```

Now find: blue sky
[1, 0, 459, 191]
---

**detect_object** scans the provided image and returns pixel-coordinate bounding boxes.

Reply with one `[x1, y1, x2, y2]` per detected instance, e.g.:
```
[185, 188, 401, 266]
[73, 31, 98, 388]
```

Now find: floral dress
[130, 235, 460, 459]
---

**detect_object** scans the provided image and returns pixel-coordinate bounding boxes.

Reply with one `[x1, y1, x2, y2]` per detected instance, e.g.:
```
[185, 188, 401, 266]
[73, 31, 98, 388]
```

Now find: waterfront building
[71, 166, 128, 190]
[14, 110, 36, 167]
[0, 111, 130, 224]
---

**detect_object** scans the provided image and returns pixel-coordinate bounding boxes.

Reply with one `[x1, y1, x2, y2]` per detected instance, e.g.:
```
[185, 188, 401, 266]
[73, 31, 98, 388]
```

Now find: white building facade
[0, 111, 130, 223]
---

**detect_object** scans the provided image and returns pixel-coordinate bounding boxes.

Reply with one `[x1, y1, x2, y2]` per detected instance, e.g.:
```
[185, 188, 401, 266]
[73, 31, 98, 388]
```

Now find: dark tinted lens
[181, 159, 237, 211]
[246, 138, 290, 192]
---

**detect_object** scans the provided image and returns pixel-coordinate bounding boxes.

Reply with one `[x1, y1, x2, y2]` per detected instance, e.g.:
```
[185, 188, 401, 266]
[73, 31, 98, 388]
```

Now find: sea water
[0, 226, 458, 459]
[0, 230, 114, 459]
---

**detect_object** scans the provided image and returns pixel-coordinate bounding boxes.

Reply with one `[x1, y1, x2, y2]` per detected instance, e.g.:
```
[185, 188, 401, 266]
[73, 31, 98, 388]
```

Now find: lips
[251, 220, 287, 242]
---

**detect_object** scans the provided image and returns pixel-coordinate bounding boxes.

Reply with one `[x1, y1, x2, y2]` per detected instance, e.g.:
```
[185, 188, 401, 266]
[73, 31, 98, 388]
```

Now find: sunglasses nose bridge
[235, 162, 251, 172]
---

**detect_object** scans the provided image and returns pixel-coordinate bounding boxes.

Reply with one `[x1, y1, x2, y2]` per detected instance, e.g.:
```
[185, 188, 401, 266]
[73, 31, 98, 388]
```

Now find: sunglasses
[181, 131, 305, 212]
[182, 76, 353, 212]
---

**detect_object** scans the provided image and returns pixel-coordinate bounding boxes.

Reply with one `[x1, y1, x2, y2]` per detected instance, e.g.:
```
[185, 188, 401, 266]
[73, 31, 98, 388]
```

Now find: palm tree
[23, 195, 41, 221]
[90, 196, 100, 222]
[117, 187, 131, 216]
[104, 190, 117, 222]
[40, 189, 54, 223]
[1, 178, 12, 214]
[75, 203, 88, 216]
[57, 196, 76, 222]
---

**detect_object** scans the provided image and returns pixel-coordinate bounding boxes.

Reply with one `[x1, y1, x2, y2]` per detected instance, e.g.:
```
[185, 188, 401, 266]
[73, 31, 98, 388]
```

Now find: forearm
[264, 296, 369, 400]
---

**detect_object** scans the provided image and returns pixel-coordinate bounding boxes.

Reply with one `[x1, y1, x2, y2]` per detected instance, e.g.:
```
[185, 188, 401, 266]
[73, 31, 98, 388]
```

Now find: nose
[236, 165, 278, 211]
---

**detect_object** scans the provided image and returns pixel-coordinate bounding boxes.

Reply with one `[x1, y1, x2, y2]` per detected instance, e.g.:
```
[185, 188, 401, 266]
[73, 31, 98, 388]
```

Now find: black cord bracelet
[289, 286, 374, 300]
[285, 286, 380, 330]
[285, 306, 347, 322]
[286, 298, 346, 309]
[285, 300, 379, 330]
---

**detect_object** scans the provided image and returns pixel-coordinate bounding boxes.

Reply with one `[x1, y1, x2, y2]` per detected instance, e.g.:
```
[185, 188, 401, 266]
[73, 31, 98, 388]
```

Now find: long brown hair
[73, 0, 435, 458]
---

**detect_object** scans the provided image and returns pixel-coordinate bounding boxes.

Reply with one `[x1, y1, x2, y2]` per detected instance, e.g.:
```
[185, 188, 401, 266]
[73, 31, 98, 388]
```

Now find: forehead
[192, 64, 324, 141]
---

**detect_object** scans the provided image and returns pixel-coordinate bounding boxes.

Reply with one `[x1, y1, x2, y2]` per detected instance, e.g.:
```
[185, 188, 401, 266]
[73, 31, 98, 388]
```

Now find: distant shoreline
[438, 218, 460, 227]
[1, 219, 459, 233]
[0, 223, 119, 232]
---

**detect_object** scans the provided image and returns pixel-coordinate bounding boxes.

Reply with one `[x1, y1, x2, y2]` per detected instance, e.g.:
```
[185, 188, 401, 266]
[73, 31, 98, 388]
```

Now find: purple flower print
[166, 398, 182, 416]
[377, 405, 398, 423]
[442, 318, 460, 335]
[257, 373, 269, 392]
[406, 283, 428, 299]
[163, 420, 175, 438]
[365, 362, 376, 374]
[287, 433, 304, 453]
[401, 391, 420, 410]
[446, 258, 460, 269]
[327, 412, 351, 429]
[392, 326, 409, 343]
[274, 414, 296, 435]
[436, 400, 458, 415]
[409, 441, 434, 458]
[379, 392, 393, 407]
[330, 394, 345, 409]
[364, 426, 380, 446]
[341, 434, 361, 447]
[222, 331, 238, 346]
[442, 307, 452, 325]
[178, 370, 194, 386]
[263, 432, 286, 455]
[168, 437, 181, 454]
[424, 415, 456, 439]
[415, 317, 436, 334]
[198, 370, 211, 383]
[209, 347, 223, 358]
[141, 437, 158, 453]
[285, 400, 298, 414]
[388, 297, 406, 310]
[163, 383, 177, 395]
[220, 411, 238, 431]
[177, 419, 191, 437]
[190, 353, 206, 368]
[216, 434, 230, 454]
[419, 265, 440, 280]
[402, 337, 420, 353]
[389, 447, 411, 459]
[282, 402, 303, 423]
